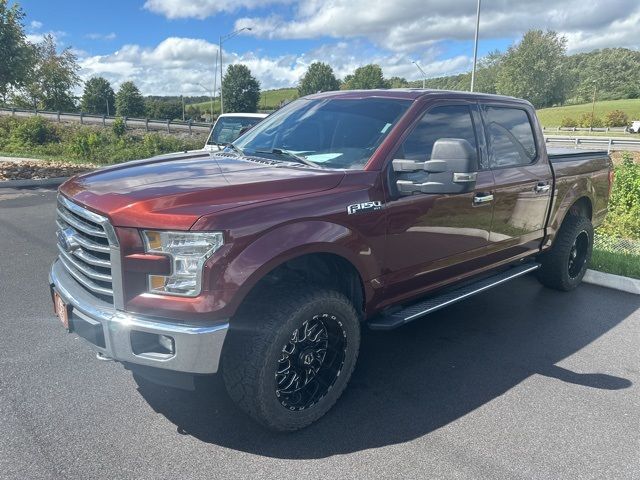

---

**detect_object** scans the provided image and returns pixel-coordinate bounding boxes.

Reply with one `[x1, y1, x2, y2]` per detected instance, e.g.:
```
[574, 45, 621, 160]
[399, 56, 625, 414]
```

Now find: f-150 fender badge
[347, 201, 384, 215]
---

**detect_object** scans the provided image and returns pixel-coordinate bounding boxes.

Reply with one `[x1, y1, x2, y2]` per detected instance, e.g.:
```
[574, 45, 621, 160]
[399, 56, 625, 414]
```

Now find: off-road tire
[222, 287, 360, 431]
[537, 215, 593, 291]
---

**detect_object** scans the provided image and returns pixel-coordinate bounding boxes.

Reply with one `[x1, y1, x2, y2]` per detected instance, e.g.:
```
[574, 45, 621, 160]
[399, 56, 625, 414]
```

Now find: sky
[17, 0, 640, 96]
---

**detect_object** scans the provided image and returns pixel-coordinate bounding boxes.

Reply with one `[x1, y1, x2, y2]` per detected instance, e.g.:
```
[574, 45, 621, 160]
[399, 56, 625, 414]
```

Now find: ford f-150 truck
[49, 89, 613, 431]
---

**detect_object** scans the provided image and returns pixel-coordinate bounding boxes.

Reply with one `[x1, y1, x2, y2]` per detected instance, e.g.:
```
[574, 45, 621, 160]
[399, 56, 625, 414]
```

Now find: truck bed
[547, 147, 609, 163]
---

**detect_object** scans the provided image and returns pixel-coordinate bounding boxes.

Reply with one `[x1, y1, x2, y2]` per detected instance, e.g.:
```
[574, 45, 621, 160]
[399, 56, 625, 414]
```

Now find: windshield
[207, 116, 264, 145]
[233, 97, 411, 169]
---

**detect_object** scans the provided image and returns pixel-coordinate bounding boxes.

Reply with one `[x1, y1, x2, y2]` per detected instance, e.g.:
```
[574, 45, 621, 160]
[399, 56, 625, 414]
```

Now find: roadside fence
[0, 107, 212, 135]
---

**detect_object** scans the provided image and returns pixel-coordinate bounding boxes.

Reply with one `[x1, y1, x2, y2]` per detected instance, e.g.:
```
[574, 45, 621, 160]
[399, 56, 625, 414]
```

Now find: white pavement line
[583, 269, 640, 295]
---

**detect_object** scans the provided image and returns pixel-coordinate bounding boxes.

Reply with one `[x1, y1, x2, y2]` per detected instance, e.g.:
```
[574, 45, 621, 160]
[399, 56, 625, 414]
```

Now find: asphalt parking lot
[1, 187, 639, 480]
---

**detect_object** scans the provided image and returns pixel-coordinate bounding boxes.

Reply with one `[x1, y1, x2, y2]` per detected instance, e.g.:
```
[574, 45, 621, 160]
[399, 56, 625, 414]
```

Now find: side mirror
[393, 138, 478, 195]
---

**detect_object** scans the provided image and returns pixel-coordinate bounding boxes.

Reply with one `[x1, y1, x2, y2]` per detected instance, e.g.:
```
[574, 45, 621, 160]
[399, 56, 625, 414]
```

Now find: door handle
[535, 182, 550, 193]
[473, 193, 494, 205]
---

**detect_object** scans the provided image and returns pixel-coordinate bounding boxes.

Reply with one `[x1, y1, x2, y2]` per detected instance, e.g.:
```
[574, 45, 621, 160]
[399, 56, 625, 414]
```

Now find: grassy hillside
[191, 87, 298, 113]
[536, 99, 640, 127]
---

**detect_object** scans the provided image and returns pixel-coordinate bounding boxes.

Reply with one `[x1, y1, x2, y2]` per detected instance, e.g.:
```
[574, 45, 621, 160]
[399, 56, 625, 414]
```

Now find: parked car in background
[203, 113, 268, 150]
[627, 120, 640, 133]
[49, 89, 613, 432]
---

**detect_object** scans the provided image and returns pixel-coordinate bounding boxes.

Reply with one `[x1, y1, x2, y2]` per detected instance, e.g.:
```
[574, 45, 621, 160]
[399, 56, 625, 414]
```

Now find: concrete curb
[0, 177, 68, 189]
[583, 269, 640, 295]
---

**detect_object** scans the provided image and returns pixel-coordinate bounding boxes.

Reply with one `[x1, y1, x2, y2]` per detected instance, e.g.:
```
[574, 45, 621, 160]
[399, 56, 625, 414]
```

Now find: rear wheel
[537, 215, 593, 291]
[222, 287, 360, 431]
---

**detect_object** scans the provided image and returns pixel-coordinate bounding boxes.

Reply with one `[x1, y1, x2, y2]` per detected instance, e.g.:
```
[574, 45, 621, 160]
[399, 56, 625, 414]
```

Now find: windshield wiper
[222, 143, 244, 155]
[255, 148, 319, 168]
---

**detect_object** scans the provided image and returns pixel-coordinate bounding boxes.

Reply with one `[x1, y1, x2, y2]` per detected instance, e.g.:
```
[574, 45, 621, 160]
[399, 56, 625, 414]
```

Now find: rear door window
[400, 105, 479, 163]
[483, 106, 537, 168]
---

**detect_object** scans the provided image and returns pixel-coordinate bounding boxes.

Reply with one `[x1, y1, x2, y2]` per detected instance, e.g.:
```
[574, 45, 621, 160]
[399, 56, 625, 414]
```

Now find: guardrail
[545, 135, 640, 153]
[0, 107, 212, 134]
[543, 126, 630, 133]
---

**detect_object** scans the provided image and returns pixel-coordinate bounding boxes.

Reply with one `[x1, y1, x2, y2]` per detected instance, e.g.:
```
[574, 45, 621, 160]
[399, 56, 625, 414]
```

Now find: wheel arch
[214, 220, 377, 321]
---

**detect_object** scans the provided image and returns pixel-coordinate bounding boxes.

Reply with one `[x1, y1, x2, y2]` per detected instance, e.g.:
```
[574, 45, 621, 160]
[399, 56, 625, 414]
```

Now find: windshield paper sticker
[347, 201, 384, 215]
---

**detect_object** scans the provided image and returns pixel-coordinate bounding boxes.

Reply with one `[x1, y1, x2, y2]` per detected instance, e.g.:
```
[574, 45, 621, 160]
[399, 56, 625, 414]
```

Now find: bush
[11, 116, 59, 146]
[560, 116, 577, 128]
[578, 112, 603, 128]
[604, 109, 629, 127]
[599, 153, 640, 240]
[0, 115, 203, 165]
[112, 116, 126, 137]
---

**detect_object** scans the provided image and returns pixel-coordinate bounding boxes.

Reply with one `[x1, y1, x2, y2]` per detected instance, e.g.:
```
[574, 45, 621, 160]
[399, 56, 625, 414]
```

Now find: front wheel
[222, 288, 360, 431]
[537, 215, 593, 291]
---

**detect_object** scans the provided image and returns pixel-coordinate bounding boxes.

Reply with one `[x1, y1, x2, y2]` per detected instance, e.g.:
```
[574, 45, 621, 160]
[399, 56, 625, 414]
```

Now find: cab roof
[305, 88, 530, 106]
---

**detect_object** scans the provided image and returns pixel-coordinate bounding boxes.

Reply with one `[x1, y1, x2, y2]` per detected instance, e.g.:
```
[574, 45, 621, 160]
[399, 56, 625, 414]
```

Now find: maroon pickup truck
[50, 89, 613, 431]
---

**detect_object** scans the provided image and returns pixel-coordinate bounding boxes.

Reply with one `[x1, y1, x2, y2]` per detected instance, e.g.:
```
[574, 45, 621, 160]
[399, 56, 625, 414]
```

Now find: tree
[17, 34, 80, 111]
[496, 30, 567, 108]
[388, 76, 410, 88]
[144, 98, 183, 120]
[342, 64, 390, 90]
[81, 76, 115, 115]
[0, 0, 34, 103]
[115, 81, 145, 117]
[222, 64, 260, 113]
[298, 62, 340, 96]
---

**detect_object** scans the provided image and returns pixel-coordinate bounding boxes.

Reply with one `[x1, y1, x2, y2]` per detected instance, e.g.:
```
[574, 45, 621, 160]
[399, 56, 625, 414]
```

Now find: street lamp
[198, 83, 214, 122]
[219, 26, 252, 114]
[470, 0, 481, 92]
[412, 61, 427, 89]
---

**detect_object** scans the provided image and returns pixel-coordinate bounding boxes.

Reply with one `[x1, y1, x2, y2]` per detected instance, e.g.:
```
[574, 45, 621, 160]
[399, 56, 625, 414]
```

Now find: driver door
[382, 103, 497, 305]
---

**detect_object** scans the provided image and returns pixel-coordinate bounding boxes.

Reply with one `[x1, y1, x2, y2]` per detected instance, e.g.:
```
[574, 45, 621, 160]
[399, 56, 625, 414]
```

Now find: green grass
[536, 99, 640, 127]
[190, 88, 298, 113]
[591, 248, 640, 279]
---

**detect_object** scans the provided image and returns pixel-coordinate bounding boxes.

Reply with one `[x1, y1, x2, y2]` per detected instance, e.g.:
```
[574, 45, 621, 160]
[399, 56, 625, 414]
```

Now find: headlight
[142, 230, 224, 297]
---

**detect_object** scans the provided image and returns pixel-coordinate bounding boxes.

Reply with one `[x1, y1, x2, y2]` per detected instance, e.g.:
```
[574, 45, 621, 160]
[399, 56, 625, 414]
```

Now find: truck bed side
[545, 148, 613, 248]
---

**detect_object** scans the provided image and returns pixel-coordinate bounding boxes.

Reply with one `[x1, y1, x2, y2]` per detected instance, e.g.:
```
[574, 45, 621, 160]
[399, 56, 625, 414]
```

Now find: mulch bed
[0, 160, 95, 181]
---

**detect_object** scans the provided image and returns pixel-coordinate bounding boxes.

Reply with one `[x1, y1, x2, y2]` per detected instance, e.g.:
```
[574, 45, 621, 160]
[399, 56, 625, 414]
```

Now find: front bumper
[49, 260, 228, 374]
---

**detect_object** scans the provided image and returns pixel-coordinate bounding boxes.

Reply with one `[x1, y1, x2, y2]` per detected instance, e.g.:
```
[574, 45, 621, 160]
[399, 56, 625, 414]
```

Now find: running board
[368, 263, 540, 330]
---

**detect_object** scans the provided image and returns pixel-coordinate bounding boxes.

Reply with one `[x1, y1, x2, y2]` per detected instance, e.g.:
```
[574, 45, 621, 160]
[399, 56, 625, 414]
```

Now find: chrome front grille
[56, 196, 116, 302]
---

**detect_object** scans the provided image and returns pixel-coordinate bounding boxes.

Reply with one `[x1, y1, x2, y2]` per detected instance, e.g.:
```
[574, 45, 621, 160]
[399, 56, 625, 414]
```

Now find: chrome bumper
[49, 260, 228, 374]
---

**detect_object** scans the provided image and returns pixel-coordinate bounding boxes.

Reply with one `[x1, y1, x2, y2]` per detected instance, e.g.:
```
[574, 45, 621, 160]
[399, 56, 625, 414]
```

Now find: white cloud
[86, 32, 117, 41]
[143, 0, 290, 19]
[78, 36, 469, 95]
[26, 30, 67, 45]
[234, 0, 640, 52]
[30, 20, 43, 29]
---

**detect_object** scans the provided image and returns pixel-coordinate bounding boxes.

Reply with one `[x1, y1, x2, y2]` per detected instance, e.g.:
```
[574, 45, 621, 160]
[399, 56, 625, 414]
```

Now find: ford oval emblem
[57, 227, 80, 253]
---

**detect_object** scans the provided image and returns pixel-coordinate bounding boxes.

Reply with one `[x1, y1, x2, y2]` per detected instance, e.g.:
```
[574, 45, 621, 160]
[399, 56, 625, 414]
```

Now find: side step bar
[368, 263, 540, 330]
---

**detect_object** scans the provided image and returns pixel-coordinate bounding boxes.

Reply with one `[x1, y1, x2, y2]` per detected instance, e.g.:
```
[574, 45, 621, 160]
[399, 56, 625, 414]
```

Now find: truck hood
[60, 152, 344, 230]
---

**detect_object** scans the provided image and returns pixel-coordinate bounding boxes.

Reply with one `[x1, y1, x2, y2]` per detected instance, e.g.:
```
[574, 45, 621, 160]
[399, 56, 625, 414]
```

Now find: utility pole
[470, 0, 481, 92]
[181, 95, 185, 121]
[105, 97, 110, 116]
[412, 61, 427, 89]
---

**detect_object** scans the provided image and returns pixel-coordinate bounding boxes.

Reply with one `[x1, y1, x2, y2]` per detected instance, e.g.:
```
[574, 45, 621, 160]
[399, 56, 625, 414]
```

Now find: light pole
[412, 61, 427, 89]
[590, 82, 597, 130]
[219, 26, 252, 114]
[198, 83, 214, 122]
[470, 0, 481, 92]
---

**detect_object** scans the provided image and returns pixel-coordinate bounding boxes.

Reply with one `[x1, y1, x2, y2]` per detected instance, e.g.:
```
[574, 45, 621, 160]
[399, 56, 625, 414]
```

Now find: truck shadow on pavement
[134, 276, 635, 459]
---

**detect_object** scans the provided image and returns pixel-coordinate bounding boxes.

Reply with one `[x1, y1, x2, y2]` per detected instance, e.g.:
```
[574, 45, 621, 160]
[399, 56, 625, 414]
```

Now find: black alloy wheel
[275, 314, 347, 411]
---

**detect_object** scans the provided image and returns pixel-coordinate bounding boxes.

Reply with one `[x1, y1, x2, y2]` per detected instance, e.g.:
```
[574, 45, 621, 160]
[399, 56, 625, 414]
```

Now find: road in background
[0, 108, 211, 135]
[1, 187, 638, 480]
